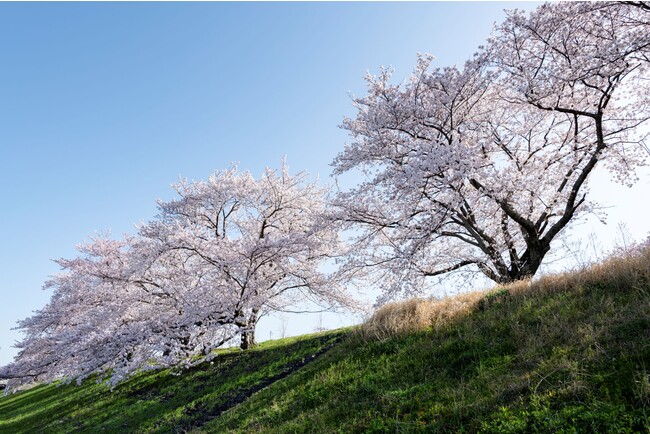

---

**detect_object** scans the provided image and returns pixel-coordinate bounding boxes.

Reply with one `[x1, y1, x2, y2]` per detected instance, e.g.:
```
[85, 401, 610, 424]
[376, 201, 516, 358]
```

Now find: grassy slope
[1, 251, 649, 433]
[0, 331, 348, 433]
[207, 272, 650, 433]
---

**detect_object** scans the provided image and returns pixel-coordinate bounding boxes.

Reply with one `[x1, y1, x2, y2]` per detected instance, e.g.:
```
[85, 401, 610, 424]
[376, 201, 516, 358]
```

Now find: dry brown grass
[360, 239, 650, 341]
[360, 290, 486, 340]
[522, 241, 650, 298]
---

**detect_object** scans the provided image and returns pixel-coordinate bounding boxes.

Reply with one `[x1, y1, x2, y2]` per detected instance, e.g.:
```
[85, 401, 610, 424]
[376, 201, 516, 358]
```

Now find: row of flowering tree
[1, 164, 353, 386]
[2, 2, 649, 387]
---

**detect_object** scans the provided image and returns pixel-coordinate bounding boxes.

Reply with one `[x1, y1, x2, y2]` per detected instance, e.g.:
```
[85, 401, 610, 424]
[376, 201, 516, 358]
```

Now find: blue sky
[2, 2, 648, 366]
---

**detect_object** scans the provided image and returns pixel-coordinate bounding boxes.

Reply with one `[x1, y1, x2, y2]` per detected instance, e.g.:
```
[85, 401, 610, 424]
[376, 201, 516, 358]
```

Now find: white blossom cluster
[331, 2, 650, 301]
[1, 163, 352, 387]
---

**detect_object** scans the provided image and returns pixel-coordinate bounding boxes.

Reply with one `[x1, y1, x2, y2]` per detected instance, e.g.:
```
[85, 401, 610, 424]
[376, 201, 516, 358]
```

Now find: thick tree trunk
[239, 308, 260, 350]
[240, 328, 256, 350]
[493, 240, 550, 284]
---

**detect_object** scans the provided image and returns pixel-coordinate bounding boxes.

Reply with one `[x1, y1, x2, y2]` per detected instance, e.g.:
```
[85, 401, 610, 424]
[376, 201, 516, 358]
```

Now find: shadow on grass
[0, 330, 349, 434]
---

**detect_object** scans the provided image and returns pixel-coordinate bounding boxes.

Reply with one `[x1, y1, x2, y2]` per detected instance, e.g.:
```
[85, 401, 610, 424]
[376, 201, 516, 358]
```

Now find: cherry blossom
[332, 2, 650, 301]
[2, 163, 352, 387]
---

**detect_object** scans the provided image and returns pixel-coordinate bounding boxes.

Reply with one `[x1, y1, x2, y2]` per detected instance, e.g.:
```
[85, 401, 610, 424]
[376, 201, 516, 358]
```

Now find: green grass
[206, 282, 650, 433]
[2, 250, 650, 433]
[0, 330, 348, 433]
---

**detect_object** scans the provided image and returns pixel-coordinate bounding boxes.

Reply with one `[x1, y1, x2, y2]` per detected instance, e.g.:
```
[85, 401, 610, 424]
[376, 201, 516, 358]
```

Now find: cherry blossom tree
[1, 163, 351, 387]
[0, 235, 244, 388]
[2, 238, 145, 386]
[141, 163, 351, 350]
[332, 2, 650, 301]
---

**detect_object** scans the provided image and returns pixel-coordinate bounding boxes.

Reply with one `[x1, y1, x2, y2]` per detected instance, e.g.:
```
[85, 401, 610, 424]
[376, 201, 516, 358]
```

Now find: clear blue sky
[3, 2, 648, 367]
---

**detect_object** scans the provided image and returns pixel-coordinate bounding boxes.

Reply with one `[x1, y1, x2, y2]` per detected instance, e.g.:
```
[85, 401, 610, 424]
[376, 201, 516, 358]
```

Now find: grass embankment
[208, 247, 650, 433]
[0, 331, 347, 433]
[2, 246, 650, 433]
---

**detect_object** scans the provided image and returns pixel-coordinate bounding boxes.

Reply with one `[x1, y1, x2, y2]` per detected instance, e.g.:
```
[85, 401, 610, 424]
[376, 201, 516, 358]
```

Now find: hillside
[1, 246, 649, 433]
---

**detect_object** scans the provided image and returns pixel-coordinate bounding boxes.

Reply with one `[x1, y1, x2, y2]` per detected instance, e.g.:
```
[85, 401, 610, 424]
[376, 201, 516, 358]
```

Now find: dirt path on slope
[184, 335, 345, 429]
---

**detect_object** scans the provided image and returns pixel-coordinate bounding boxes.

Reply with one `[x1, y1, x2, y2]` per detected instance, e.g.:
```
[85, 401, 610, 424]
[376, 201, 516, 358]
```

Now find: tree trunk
[240, 328, 256, 350]
[239, 308, 260, 350]
[493, 240, 550, 284]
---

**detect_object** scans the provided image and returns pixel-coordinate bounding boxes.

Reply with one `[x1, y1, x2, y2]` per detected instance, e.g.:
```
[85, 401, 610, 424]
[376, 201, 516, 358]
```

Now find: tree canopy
[332, 2, 650, 300]
[1, 164, 352, 386]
